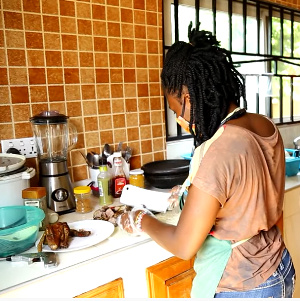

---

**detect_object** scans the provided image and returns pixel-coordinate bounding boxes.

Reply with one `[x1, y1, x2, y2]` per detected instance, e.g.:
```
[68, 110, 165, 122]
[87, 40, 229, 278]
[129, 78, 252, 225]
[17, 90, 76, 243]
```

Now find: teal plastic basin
[0, 206, 45, 257]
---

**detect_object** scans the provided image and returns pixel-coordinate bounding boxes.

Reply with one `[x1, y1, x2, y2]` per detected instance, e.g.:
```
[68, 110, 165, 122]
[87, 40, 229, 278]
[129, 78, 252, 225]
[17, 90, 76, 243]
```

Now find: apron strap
[231, 236, 253, 248]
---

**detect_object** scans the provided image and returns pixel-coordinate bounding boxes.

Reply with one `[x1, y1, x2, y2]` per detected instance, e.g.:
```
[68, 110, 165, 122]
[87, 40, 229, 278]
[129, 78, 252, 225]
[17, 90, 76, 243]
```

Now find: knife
[6, 252, 58, 268]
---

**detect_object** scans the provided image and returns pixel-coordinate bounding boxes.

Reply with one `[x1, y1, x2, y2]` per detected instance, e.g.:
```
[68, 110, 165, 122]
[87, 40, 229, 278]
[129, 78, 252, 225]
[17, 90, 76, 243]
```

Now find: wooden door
[74, 278, 124, 298]
[146, 256, 196, 298]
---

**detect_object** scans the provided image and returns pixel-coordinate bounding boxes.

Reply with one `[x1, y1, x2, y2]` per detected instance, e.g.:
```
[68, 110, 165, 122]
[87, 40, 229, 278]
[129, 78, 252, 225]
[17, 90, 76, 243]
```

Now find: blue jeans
[214, 248, 296, 298]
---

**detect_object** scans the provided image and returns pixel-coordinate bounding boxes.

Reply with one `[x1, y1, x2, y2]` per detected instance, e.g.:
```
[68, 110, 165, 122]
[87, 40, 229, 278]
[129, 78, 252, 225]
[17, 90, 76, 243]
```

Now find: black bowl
[144, 173, 188, 189]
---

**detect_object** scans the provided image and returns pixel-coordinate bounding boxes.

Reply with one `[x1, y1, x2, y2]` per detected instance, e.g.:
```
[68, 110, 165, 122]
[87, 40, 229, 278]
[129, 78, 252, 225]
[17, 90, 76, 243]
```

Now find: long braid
[161, 24, 247, 147]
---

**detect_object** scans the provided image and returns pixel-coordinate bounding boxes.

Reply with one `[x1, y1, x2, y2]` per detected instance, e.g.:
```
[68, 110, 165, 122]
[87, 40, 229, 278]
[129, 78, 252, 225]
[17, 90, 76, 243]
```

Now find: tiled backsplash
[1, 0, 300, 185]
[0, 0, 165, 182]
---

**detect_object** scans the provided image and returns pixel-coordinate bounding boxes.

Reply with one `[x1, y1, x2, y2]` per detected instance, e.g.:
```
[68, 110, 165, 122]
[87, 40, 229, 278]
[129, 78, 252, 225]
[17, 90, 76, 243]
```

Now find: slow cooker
[0, 154, 36, 207]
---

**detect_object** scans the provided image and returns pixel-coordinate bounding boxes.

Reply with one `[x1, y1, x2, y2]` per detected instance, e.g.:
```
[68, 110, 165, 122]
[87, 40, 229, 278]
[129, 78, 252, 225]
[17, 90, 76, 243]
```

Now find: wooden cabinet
[74, 278, 124, 298]
[146, 256, 195, 298]
[283, 187, 300, 298]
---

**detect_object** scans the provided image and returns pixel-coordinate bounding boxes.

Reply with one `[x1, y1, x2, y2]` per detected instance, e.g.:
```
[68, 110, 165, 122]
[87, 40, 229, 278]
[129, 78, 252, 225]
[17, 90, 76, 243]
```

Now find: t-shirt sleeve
[192, 140, 240, 207]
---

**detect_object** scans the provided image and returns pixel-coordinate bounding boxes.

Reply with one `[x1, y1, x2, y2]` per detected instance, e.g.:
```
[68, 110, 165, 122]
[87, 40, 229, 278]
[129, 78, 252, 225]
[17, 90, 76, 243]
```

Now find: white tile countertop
[0, 182, 179, 298]
[0, 176, 300, 298]
[284, 174, 300, 191]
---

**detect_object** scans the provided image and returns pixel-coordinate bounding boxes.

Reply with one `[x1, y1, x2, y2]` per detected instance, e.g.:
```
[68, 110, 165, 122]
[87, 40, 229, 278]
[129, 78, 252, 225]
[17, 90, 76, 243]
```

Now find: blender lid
[30, 111, 69, 124]
[0, 154, 26, 174]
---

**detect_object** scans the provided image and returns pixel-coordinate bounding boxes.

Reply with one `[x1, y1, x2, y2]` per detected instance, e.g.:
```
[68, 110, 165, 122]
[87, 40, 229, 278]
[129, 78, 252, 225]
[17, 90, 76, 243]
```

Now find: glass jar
[129, 169, 145, 188]
[74, 186, 92, 213]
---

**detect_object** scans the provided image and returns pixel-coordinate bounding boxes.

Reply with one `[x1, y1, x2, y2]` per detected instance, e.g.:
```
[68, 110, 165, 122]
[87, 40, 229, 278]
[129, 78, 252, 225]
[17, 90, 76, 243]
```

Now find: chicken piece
[45, 222, 70, 250]
[69, 229, 91, 237]
[105, 208, 115, 219]
[59, 222, 70, 248]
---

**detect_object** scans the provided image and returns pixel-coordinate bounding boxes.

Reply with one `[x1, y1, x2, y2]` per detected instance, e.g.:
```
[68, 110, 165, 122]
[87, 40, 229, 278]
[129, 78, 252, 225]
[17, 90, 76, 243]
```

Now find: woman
[117, 24, 296, 298]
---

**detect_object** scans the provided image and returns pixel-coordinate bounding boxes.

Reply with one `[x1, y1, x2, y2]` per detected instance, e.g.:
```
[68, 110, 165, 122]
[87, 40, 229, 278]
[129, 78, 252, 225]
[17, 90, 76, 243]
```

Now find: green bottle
[97, 165, 112, 206]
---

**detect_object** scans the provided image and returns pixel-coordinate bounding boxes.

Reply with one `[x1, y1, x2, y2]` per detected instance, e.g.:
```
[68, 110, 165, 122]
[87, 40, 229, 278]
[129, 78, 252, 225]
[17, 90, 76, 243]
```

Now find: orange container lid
[22, 187, 46, 199]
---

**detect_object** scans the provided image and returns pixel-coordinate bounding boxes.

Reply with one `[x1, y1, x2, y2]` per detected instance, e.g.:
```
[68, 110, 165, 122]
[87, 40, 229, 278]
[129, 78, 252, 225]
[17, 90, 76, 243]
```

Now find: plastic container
[22, 187, 49, 231]
[129, 169, 145, 188]
[98, 165, 112, 206]
[0, 167, 36, 207]
[74, 186, 92, 213]
[285, 148, 300, 158]
[112, 152, 127, 198]
[0, 206, 45, 257]
[285, 157, 300, 176]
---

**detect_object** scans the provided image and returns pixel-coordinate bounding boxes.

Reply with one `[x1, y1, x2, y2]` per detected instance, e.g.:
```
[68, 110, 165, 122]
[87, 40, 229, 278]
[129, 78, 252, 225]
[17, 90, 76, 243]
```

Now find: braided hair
[161, 23, 247, 146]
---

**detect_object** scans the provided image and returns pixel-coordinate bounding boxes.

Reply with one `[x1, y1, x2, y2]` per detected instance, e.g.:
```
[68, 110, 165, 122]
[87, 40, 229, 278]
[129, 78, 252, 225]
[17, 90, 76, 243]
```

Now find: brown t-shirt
[192, 120, 285, 291]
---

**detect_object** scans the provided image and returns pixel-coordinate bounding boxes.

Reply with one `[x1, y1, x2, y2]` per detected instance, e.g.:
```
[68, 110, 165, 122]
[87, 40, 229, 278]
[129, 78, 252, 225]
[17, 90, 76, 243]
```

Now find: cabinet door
[283, 188, 300, 298]
[74, 278, 124, 298]
[146, 256, 195, 298]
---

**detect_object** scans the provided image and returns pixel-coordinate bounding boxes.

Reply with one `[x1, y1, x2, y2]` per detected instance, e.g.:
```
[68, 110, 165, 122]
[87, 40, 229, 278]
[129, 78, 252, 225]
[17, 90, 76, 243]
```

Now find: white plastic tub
[0, 168, 36, 207]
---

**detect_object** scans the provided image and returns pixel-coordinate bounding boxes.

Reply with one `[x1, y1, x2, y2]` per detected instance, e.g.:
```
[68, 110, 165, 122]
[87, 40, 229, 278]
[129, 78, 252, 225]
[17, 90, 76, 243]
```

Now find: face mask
[176, 115, 195, 134]
[176, 97, 196, 135]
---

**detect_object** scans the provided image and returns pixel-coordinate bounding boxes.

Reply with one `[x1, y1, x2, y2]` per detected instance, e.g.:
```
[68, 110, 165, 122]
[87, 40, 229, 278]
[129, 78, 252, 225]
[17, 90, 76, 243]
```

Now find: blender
[30, 111, 77, 214]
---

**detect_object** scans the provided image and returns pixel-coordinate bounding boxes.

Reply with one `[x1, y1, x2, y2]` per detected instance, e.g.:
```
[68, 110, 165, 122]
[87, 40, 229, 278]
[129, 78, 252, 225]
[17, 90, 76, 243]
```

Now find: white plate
[35, 220, 115, 253]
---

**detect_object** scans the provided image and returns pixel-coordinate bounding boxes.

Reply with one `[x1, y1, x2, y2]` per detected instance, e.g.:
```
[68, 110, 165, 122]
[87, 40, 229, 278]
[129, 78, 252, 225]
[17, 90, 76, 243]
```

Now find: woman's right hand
[167, 185, 182, 210]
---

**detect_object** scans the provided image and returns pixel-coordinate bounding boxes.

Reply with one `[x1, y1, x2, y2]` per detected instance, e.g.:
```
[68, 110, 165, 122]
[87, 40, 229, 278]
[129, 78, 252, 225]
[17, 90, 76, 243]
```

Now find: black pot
[141, 159, 190, 189]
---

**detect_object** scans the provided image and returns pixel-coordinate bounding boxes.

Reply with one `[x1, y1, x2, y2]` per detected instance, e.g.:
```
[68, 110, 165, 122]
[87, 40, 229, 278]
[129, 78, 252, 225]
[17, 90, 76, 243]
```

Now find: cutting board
[120, 184, 171, 212]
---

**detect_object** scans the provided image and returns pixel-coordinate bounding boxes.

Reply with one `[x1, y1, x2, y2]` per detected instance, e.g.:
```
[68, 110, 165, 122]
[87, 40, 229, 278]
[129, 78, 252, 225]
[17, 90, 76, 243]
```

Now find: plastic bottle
[112, 152, 127, 198]
[97, 164, 112, 206]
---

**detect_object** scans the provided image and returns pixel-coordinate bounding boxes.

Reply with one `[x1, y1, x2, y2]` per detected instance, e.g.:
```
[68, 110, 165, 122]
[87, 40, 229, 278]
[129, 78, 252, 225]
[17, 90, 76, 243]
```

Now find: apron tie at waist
[231, 236, 252, 248]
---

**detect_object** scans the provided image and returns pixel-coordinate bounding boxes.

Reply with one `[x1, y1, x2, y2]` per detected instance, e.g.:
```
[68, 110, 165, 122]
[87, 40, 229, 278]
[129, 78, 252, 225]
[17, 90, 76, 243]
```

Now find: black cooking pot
[141, 159, 190, 189]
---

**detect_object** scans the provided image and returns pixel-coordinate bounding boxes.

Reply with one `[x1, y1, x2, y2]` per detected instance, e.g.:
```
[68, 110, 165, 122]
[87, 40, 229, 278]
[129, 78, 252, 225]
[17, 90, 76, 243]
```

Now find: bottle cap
[129, 169, 144, 175]
[113, 151, 122, 157]
[99, 165, 108, 172]
[74, 186, 91, 194]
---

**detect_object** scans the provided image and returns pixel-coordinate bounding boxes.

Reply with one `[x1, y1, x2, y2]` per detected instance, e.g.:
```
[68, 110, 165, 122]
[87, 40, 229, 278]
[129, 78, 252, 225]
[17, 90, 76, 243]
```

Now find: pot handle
[22, 168, 36, 179]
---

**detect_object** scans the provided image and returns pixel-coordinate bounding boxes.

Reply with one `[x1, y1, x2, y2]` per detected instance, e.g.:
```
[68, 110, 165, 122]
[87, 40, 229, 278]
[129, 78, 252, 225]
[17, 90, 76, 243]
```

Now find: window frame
[163, 0, 300, 142]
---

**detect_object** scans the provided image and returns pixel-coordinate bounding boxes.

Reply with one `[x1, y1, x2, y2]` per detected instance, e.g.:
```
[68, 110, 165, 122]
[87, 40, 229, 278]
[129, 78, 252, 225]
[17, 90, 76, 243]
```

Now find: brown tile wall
[0, 0, 165, 182]
[1, 0, 299, 183]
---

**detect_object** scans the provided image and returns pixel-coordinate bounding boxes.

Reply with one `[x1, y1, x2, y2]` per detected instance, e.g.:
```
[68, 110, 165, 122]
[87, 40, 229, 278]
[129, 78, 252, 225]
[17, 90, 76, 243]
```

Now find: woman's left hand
[117, 207, 155, 234]
[117, 211, 137, 234]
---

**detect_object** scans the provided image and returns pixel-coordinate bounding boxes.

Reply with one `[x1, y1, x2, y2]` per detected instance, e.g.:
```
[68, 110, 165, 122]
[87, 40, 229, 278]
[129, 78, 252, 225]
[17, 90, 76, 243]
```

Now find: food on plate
[93, 205, 130, 226]
[69, 228, 91, 237]
[37, 222, 91, 251]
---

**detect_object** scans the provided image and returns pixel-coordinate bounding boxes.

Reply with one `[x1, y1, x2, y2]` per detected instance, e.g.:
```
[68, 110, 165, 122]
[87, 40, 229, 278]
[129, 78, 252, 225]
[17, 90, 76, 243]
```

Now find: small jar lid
[129, 169, 144, 175]
[74, 186, 91, 194]
[22, 187, 46, 199]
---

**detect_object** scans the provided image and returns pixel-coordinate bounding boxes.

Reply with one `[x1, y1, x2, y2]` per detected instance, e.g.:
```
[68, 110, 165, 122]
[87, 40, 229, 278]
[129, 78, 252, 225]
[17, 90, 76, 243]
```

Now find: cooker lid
[0, 154, 26, 174]
[30, 110, 68, 124]
[142, 159, 190, 176]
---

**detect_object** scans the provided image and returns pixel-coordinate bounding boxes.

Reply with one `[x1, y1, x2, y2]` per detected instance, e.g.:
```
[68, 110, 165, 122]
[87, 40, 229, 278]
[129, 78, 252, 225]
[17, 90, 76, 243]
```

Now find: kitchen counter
[1, 175, 300, 298]
[0, 183, 179, 298]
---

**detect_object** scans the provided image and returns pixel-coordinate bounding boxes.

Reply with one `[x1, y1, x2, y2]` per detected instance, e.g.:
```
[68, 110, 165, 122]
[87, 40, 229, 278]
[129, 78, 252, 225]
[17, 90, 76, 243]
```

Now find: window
[163, 0, 300, 141]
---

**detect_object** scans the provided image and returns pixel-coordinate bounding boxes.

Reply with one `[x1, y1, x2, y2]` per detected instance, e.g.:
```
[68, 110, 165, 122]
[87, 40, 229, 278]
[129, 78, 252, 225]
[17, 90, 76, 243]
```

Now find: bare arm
[141, 184, 220, 260]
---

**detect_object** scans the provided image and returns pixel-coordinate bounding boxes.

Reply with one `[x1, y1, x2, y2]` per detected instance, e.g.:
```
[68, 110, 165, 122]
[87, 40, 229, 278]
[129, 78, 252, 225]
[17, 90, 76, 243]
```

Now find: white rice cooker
[0, 154, 36, 207]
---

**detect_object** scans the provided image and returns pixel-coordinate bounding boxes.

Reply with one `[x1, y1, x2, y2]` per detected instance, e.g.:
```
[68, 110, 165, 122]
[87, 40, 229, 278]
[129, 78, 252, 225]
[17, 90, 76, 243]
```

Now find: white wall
[166, 138, 194, 159]
[278, 124, 300, 149]
[166, 124, 300, 159]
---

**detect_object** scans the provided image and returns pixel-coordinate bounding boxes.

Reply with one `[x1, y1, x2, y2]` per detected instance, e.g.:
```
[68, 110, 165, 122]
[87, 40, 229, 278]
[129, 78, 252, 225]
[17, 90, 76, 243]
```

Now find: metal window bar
[243, 0, 247, 53]
[164, 0, 300, 141]
[228, 0, 233, 52]
[256, 2, 261, 54]
[291, 11, 294, 57]
[280, 8, 284, 57]
[290, 77, 294, 122]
